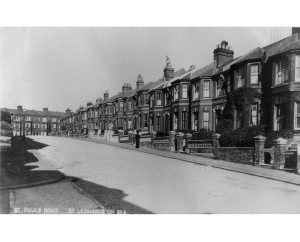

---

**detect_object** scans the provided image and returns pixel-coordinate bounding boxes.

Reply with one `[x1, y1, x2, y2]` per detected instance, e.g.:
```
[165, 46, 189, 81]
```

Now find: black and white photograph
[0, 1, 300, 241]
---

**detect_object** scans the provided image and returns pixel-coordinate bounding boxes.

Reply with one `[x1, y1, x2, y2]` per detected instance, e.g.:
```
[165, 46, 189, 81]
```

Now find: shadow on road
[0, 136, 63, 214]
[71, 177, 153, 214]
[1, 137, 152, 214]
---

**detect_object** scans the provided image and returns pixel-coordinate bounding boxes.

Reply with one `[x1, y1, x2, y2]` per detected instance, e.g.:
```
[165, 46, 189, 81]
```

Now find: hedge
[219, 125, 294, 148]
[219, 125, 265, 147]
[191, 129, 214, 140]
[264, 130, 294, 148]
[215, 119, 233, 134]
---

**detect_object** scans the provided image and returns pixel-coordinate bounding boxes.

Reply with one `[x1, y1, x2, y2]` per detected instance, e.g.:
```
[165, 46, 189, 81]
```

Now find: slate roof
[190, 62, 217, 79]
[147, 68, 187, 92]
[0, 107, 69, 117]
[262, 34, 300, 58]
[232, 47, 262, 65]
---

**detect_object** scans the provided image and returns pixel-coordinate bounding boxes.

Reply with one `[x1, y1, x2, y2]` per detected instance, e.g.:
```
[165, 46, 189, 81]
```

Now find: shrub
[191, 129, 214, 140]
[0, 121, 12, 137]
[264, 130, 294, 148]
[219, 125, 265, 147]
[215, 119, 233, 134]
[219, 130, 238, 147]
[0, 110, 11, 124]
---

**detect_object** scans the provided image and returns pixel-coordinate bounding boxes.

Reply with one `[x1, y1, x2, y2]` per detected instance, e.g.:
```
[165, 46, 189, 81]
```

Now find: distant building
[0, 106, 70, 136]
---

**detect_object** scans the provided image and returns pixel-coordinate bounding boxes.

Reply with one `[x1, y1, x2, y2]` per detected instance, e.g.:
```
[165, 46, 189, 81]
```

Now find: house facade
[7, 28, 299, 137]
[1, 105, 69, 136]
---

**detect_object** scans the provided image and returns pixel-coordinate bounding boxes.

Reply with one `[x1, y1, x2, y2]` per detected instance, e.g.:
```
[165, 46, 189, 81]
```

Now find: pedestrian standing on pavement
[135, 130, 140, 148]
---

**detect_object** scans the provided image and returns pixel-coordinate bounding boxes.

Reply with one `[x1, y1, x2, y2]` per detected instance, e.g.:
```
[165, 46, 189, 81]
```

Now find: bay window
[156, 116, 161, 131]
[275, 103, 286, 130]
[202, 112, 209, 130]
[250, 104, 258, 126]
[296, 55, 300, 82]
[144, 114, 148, 128]
[236, 68, 244, 88]
[174, 86, 179, 100]
[182, 111, 187, 129]
[193, 112, 199, 131]
[250, 64, 259, 85]
[216, 81, 221, 97]
[174, 112, 178, 130]
[275, 59, 288, 85]
[156, 93, 162, 105]
[193, 84, 199, 100]
[203, 80, 210, 98]
[182, 84, 188, 99]
[295, 102, 300, 129]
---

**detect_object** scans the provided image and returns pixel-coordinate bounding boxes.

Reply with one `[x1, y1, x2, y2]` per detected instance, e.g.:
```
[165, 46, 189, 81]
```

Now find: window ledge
[271, 82, 289, 88]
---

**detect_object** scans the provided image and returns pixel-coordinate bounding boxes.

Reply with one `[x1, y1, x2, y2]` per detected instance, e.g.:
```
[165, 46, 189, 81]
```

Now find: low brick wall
[139, 135, 151, 148]
[119, 135, 129, 143]
[187, 140, 213, 154]
[153, 137, 170, 151]
[218, 147, 254, 164]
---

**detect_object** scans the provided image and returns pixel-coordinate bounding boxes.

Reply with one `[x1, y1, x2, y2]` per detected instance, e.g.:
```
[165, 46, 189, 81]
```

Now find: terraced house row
[1, 106, 70, 136]
[57, 28, 300, 135]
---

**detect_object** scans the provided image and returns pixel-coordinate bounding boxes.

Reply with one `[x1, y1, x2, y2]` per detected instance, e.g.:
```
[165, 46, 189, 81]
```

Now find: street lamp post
[22, 109, 26, 141]
[10, 113, 14, 137]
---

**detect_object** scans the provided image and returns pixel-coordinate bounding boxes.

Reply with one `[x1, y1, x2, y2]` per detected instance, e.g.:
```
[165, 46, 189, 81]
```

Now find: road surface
[15, 136, 300, 213]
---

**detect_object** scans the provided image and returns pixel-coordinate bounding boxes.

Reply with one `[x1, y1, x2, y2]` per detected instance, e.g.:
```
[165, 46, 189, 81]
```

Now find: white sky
[0, 27, 291, 112]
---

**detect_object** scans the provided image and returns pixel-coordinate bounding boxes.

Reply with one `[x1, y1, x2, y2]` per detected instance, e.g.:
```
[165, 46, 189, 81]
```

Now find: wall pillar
[212, 133, 221, 159]
[118, 129, 124, 143]
[185, 133, 192, 154]
[253, 135, 266, 167]
[274, 138, 287, 170]
[151, 131, 157, 148]
[177, 132, 184, 153]
[169, 131, 176, 152]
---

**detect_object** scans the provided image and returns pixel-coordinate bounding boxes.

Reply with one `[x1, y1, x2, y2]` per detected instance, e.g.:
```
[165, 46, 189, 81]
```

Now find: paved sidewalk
[69, 137, 300, 187]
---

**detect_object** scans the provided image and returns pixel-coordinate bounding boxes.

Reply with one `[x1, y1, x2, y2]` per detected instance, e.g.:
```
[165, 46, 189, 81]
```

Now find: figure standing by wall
[135, 130, 140, 148]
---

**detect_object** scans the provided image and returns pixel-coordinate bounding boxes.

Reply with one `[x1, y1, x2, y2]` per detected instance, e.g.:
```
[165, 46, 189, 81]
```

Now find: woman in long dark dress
[135, 130, 140, 148]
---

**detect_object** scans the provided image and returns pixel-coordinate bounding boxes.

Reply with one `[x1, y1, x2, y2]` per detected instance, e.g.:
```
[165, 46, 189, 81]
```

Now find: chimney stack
[104, 91, 109, 102]
[17, 105, 22, 111]
[122, 83, 132, 94]
[136, 74, 144, 90]
[87, 102, 93, 107]
[66, 108, 71, 114]
[43, 108, 48, 112]
[213, 41, 234, 67]
[164, 56, 174, 81]
[292, 27, 300, 35]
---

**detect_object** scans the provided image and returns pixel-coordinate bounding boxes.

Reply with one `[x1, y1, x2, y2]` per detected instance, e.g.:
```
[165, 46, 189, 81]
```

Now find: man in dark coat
[135, 130, 140, 148]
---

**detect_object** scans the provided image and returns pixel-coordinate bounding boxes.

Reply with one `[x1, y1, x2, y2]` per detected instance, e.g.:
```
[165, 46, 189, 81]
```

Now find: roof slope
[0, 107, 68, 117]
[190, 62, 217, 79]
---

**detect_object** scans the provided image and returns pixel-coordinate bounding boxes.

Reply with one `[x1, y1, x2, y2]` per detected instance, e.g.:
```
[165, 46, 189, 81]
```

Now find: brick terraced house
[7, 28, 299, 137]
[56, 28, 300, 136]
[1, 105, 70, 136]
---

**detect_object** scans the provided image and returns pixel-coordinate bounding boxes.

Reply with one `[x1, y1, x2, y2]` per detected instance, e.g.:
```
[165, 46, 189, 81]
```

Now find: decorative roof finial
[137, 74, 143, 81]
[166, 56, 172, 68]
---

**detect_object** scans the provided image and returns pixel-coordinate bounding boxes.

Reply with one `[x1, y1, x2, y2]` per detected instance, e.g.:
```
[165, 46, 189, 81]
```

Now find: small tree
[0, 110, 11, 124]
